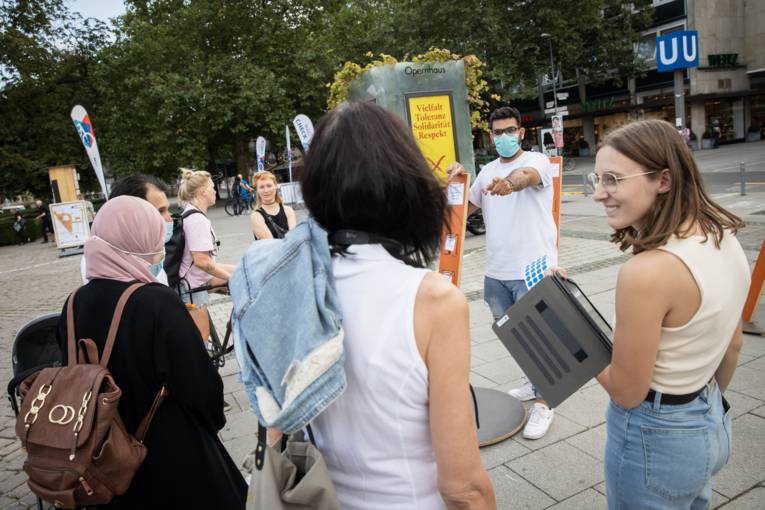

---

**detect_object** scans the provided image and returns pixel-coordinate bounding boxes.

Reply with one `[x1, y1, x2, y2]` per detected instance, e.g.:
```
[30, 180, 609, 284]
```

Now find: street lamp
[540, 33, 558, 116]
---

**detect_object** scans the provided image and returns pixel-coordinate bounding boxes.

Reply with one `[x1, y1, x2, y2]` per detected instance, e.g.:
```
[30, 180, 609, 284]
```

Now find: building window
[637, 35, 656, 62]
[660, 25, 684, 35]
[750, 95, 765, 138]
[705, 99, 745, 142]
[636, 23, 685, 67]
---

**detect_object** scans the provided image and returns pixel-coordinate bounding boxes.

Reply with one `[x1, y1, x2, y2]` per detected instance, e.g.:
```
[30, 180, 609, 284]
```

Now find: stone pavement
[1, 189, 765, 508]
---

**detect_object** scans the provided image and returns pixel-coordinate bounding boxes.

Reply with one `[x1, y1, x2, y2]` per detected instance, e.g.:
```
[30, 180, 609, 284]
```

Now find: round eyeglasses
[586, 171, 658, 194]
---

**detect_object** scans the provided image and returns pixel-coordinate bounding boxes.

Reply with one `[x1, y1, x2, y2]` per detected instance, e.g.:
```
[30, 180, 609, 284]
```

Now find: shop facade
[513, 0, 764, 153]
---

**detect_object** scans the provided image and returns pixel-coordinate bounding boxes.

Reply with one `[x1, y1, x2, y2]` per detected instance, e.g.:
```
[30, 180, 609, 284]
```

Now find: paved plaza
[1, 145, 765, 508]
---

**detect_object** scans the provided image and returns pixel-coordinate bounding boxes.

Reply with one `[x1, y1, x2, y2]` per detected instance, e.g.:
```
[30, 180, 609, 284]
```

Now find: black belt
[645, 387, 704, 405]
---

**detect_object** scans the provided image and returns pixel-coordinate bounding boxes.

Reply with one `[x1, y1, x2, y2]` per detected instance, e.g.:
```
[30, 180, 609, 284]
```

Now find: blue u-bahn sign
[656, 30, 699, 72]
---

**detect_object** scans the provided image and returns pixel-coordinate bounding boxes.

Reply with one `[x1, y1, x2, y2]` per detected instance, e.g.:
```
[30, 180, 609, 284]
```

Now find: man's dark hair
[489, 106, 522, 128]
[109, 174, 169, 200]
[300, 101, 448, 268]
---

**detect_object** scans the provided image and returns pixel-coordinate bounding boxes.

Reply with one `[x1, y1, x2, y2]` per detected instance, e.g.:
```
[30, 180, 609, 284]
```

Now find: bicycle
[224, 194, 244, 217]
[180, 282, 235, 368]
[562, 153, 576, 173]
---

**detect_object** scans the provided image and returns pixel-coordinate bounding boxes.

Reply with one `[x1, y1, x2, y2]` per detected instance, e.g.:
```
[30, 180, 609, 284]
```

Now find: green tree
[0, 0, 109, 198]
[320, 0, 653, 103]
[1, 0, 654, 197]
[97, 0, 341, 181]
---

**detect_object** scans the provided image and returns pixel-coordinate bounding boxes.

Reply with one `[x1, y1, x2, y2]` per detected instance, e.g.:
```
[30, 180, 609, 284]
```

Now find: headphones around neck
[329, 229, 419, 266]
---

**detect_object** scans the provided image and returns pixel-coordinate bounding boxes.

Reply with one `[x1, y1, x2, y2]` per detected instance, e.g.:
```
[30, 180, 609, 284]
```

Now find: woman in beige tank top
[588, 120, 749, 509]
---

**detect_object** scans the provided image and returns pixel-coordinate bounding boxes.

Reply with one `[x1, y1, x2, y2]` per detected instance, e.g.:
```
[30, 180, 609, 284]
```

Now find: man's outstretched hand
[446, 162, 466, 182]
[483, 177, 513, 196]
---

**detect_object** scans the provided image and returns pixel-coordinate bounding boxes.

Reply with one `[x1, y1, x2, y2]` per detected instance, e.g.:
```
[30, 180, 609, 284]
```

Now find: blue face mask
[148, 260, 164, 277]
[495, 133, 521, 158]
[149, 256, 165, 277]
[164, 221, 173, 244]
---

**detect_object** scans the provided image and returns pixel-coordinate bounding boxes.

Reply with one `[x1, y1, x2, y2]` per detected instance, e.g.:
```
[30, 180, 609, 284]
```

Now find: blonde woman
[249, 171, 297, 239]
[177, 168, 236, 340]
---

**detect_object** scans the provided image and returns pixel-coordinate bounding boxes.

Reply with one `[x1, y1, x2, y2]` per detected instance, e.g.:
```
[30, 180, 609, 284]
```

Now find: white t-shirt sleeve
[468, 173, 484, 208]
[183, 213, 215, 253]
[80, 256, 88, 284]
[157, 268, 169, 286]
[526, 153, 554, 189]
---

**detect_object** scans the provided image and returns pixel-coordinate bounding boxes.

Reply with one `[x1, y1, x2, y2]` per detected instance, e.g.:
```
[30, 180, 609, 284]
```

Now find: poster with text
[406, 94, 458, 183]
[51, 201, 91, 249]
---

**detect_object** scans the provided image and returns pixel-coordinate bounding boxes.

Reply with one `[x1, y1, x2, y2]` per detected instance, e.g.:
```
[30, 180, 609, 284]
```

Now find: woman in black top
[57, 196, 246, 509]
[249, 171, 296, 239]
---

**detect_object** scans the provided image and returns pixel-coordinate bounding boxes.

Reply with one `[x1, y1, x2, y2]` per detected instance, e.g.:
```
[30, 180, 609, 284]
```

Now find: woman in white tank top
[299, 102, 495, 509]
[588, 120, 749, 509]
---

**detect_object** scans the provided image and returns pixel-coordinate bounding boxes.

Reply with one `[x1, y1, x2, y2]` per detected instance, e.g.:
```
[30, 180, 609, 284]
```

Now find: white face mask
[93, 235, 165, 274]
[93, 235, 164, 258]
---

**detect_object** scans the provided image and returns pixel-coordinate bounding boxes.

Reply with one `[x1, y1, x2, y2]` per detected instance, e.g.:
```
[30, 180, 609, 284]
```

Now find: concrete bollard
[740, 162, 746, 196]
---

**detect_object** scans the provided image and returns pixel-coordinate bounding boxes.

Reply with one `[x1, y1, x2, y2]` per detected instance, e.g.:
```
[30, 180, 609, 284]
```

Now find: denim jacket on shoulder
[229, 218, 345, 434]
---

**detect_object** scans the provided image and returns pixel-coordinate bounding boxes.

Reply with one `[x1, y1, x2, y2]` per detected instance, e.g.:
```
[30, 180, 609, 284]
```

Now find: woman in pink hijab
[85, 196, 166, 283]
[59, 196, 247, 509]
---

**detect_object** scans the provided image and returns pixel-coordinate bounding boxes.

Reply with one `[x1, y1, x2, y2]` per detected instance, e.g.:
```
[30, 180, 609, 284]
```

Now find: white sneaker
[508, 381, 536, 402]
[522, 403, 554, 440]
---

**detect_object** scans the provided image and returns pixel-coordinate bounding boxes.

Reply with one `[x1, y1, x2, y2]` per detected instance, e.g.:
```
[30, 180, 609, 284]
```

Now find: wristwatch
[504, 176, 515, 192]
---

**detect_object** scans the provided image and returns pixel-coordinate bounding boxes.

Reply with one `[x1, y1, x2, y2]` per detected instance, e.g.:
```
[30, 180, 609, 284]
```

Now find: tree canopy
[0, 0, 652, 198]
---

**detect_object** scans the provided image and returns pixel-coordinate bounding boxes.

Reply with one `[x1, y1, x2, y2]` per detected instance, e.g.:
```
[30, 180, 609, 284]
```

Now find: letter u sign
[656, 31, 699, 72]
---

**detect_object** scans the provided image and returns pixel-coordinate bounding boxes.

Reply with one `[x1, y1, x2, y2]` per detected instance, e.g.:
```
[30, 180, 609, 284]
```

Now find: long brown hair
[598, 120, 743, 253]
[253, 171, 282, 209]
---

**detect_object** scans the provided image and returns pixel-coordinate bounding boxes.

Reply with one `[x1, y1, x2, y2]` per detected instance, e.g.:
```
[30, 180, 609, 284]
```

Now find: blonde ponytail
[178, 168, 212, 204]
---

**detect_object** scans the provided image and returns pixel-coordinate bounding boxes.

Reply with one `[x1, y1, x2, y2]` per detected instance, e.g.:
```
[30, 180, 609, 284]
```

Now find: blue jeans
[484, 276, 528, 320]
[178, 279, 211, 306]
[605, 381, 732, 509]
[484, 276, 544, 400]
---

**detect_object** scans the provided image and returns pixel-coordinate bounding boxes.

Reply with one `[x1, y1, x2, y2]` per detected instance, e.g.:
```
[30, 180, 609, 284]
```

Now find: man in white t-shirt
[449, 106, 557, 440]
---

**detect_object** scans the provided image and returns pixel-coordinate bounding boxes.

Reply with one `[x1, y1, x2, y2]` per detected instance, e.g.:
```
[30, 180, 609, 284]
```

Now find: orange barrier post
[438, 173, 469, 286]
[743, 239, 765, 335]
[548, 156, 563, 248]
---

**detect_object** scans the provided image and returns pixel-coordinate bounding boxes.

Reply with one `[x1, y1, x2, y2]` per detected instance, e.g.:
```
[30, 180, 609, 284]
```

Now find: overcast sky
[69, 0, 126, 24]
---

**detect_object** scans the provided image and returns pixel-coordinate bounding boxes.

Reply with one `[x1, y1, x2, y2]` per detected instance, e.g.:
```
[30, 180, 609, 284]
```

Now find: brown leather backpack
[15, 283, 166, 509]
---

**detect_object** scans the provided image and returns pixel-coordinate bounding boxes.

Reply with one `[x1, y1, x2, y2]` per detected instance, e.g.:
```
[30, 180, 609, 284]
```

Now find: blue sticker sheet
[524, 255, 549, 290]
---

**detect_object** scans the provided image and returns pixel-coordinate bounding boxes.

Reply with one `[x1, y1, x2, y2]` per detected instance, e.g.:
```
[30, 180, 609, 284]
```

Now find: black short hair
[489, 106, 522, 128]
[300, 101, 448, 268]
[109, 174, 170, 200]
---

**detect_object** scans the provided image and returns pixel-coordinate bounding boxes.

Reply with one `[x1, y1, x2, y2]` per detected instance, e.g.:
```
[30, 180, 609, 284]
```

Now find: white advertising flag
[292, 114, 314, 153]
[70, 105, 108, 197]
[256, 136, 266, 171]
[286, 125, 293, 183]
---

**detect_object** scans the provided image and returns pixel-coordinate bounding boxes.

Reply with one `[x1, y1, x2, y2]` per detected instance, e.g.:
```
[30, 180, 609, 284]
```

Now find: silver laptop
[492, 275, 613, 408]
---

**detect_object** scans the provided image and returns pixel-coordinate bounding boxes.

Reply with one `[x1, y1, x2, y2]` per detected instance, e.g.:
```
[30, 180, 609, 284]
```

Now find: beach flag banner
[285, 125, 293, 182]
[292, 114, 314, 153]
[70, 105, 108, 197]
[256, 136, 266, 171]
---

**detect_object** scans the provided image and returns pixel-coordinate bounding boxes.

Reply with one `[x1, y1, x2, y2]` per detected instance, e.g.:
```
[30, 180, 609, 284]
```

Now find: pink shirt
[180, 204, 217, 289]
